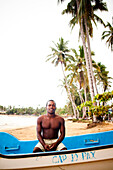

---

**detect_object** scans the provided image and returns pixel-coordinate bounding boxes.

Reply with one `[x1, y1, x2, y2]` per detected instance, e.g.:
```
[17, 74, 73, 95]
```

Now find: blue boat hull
[0, 131, 113, 169]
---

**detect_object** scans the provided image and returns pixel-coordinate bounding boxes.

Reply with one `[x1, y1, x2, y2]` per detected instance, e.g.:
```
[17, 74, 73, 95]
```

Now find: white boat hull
[0, 146, 113, 170]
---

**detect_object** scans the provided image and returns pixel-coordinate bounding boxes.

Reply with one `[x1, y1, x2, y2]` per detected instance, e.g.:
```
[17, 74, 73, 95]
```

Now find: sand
[1, 119, 113, 140]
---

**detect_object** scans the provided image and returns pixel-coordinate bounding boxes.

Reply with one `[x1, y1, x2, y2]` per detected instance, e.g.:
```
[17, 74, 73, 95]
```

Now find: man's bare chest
[42, 118, 60, 129]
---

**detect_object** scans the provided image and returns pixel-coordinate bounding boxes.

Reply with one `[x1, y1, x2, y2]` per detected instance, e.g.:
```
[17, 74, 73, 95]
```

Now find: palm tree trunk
[77, 84, 86, 119]
[61, 63, 78, 118]
[94, 76, 99, 96]
[77, 82, 84, 103]
[84, 17, 100, 120]
[76, 0, 95, 101]
[80, 18, 95, 101]
[83, 80, 87, 118]
[84, 17, 97, 97]
[72, 94, 80, 119]
[83, 78, 87, 103]
[80, 21, 97, 121]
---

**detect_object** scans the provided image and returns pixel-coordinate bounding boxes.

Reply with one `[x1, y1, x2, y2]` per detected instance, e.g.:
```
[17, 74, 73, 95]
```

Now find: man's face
[46, 101, 56, 114]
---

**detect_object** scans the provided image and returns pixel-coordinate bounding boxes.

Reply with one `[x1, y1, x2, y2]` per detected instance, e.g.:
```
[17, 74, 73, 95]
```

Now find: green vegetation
[77, 91, 113, 121]
[102, 22, 113, 51]
[0, 106, 46, 116]
[0, 105, 67, 116]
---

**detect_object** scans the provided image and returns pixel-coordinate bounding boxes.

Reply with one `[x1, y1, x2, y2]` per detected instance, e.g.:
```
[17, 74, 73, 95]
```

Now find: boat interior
[0, 131, 113, 155]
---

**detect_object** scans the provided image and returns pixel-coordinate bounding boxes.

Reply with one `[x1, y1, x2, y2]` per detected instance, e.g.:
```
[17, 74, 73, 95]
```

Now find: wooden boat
[0, 130, 113, 170]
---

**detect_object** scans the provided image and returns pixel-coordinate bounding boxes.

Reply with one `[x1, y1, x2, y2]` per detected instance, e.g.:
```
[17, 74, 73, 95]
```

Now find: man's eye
[48, 104, 55, 107]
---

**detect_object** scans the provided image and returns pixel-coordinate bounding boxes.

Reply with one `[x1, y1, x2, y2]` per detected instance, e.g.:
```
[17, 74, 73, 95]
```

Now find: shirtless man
[33, 100, 67, 152]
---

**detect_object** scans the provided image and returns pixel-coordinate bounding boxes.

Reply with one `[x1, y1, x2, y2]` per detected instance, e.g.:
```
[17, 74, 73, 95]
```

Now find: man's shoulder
[37, 115, 46, 121]
[38, 115, 47, 119]
[55, 115, 65, 121]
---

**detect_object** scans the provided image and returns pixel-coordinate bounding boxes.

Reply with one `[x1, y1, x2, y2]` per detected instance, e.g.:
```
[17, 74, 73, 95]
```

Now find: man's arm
[50, 117, 65, 150]
[37, 116, 50, 151]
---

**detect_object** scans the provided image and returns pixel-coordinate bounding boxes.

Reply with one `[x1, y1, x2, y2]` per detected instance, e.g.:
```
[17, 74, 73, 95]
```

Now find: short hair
[46, 100, 56, 107]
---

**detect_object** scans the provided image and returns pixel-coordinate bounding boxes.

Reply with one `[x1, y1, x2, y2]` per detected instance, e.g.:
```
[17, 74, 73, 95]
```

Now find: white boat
[0, 131, 113, 170]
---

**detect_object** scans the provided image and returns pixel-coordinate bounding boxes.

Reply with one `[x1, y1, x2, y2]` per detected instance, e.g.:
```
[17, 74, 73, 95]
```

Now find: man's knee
[61, 147, 67, 151]
[33, 147, 43, 153]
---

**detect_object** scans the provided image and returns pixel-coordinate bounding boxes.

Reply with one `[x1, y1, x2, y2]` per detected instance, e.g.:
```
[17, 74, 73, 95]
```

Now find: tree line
[0, 105, 46, 116]
[0, 105, 67, 116]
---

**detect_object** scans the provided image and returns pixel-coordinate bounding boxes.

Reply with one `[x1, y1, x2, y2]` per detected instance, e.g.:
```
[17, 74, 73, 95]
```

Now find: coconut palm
[46, 37, 78, 118]
[68, 82, 81, 118]
[78, 0, 107, 100]
[94, 62, 113, 92]
[58, 78, 80, 118]
[66, 46, 87, 96]
[58, 0, 108, 101]
[102, 21, 113, 51]
[66, 46, 89, 118]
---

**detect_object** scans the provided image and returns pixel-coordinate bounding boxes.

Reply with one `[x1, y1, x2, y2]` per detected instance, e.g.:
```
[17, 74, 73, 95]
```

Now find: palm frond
[94, 14, 105, 27]
[101, 33, 110, 40]
[69, 17, 78, 30]
[93, 0, 108, 12]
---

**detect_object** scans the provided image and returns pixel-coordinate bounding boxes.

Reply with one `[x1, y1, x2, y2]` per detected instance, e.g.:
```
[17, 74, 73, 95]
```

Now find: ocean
[0, 115, 38, 130]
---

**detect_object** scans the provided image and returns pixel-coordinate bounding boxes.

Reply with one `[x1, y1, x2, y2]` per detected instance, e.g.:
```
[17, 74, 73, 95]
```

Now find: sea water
[0, 115, 37, 130]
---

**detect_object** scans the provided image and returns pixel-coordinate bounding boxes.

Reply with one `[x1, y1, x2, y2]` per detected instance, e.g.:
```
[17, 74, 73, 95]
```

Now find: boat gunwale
[0, 144, 113, 159]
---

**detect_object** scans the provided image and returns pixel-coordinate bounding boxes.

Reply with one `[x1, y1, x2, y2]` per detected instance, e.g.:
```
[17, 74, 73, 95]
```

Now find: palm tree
[59, 78, 80, 117]
[94, 62, 113, 92]
[102, 21, 113, 51]
[66, 46, 87, 96]
[79, 0, 107, 100]
[46, 37, 78, 118]
[58, 0, 108, 101]
[66, 46, 89, 118]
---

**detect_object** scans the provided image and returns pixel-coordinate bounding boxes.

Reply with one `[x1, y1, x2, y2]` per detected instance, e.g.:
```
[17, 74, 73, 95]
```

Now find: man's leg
[56, 142, 67, 151]
[33, 147, 43, 153]
[61, 147, 67, 150]
[33, 141, 45, 153]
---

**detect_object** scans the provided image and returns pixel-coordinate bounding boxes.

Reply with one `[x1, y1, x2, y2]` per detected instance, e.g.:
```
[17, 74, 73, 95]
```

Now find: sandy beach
[0, 115, 113, 140]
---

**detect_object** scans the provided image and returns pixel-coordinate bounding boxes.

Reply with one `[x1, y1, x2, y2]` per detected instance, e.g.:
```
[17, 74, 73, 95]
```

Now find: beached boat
[0, 130, 113, 170]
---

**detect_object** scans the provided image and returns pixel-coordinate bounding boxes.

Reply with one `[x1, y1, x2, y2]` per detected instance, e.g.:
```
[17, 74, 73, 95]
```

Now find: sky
[0, 0, 113, 109]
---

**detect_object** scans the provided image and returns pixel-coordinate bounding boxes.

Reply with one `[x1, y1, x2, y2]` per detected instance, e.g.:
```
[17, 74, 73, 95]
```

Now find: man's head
[46, 100, 56, 115]
[46, 100, 56, 107]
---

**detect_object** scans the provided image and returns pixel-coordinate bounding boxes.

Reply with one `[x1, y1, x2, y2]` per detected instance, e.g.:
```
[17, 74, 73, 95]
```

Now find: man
[33, 100, 67, 152]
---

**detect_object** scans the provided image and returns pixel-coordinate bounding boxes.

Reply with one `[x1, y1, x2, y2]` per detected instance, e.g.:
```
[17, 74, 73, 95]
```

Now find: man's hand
[44, 144, 50, 151]
[49, 142, 58, 151]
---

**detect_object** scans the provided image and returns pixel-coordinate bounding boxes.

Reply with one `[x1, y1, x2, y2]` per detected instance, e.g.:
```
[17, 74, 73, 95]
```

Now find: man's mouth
[49, 108, 54, 112]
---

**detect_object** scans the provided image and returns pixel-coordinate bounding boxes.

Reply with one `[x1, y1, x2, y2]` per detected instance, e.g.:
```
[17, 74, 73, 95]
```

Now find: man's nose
[50, 105, 54, 108]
